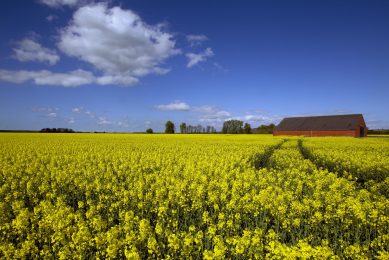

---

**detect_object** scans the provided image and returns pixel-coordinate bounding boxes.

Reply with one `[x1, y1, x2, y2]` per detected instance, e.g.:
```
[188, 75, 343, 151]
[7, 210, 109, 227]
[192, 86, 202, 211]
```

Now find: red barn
[273, 114, 367, 137]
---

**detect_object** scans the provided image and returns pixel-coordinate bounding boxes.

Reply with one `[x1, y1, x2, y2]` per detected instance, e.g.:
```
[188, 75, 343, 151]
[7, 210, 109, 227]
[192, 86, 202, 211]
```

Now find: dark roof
[275, 114, 365, 131]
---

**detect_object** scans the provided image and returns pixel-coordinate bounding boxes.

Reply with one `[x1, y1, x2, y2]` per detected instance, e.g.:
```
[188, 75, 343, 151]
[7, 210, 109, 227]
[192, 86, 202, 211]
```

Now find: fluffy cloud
[84, 110, 95, 118]
[13, 38, 60, 65]
[0, 69, 95, 87]
[186, 34, 208, 47]
[199, 110, 231, 122]
[39, 0, 79, 8]
[156, 101, 190, 111]
[186, 48, 214, 68]
[66, 117, 75, 124]
[193, 105, 231, 122]
[192, 105, 219, 114]
[32, 106, 58, 113]
[156, 101, 232, 128]
[32, 106, 59, 119]
[244, 115, 270, 122]
[72, 107, 96, 119]
[117, 121, 129, 128]
[57, 3, 179, 84]
[96, 75, 138, 86]
[47, 112, 57, 118]
[98, 116, 113, 125]
[0, 69, 141, 87]
[156, 101, 231, 123]
[72, 107, 83, 113]
[1, 3, 180, 87]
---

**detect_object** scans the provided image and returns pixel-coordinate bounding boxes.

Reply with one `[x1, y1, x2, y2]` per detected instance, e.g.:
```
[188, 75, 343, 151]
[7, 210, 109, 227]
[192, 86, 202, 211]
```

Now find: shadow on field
[250, 139, 287, 169]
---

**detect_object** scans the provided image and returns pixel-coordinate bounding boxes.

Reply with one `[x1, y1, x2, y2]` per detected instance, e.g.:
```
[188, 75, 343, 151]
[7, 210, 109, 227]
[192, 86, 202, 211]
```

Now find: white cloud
[32, 106, 59, 113]
[32, 107, 59, 119]
[39, 0, 79, 8]
[117, 121, 129, 128]
[156, 101, 191, 111]
[1, 3, 179, 87]
[0, 69, 141, 87]
[84, 110, 95, 118]
[71, 107, 98, 120]
[13, 38, 60, 65]
[186, 34, 208, 47]
[72, 107, 83, 113]
[213, 62, 228, 72]
[0, 69, 95, 87]
[57, 3, 179, 85]
[96, 75, 138, 86]
[200, 110, 231, 121]
[47, 112, 57, 118]
[192, 105, 219, 114]
[98, 116, 112, 125]
[366, 119, 389, 129]
[46, 15, 58, 22]
[186, 48, 214, 68]
[192, 105, 231, 124]
[66, 117, 75, 124]
[244, 115, 270, 122]
[155, 101, 231, 125]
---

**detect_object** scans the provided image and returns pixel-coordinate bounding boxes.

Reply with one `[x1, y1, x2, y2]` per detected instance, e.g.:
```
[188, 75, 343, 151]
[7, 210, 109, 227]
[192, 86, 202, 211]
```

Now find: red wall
[273, 130, 357, 137]
[357, 117, 368, 137]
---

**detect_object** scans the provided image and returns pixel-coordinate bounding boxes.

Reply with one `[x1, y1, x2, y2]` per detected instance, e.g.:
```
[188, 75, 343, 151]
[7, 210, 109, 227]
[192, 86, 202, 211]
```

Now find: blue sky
[0, 0, 388, 132]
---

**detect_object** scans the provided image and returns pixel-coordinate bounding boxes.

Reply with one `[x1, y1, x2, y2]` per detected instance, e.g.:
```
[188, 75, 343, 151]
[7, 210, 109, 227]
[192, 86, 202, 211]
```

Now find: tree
[196, 124, 202, 133]
[146, 128, 153, 134]
[222, 120, 243, 134]
[180, 122, 187, 134]
[165, 121, 175, 134]
[244, 123, 252, 134]
[40, 128, 74, 133]
[255, 123, 276, 134]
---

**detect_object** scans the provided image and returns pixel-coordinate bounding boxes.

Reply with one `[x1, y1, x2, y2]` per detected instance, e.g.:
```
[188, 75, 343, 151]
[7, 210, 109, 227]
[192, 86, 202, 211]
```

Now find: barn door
[360, 126, 364, 137]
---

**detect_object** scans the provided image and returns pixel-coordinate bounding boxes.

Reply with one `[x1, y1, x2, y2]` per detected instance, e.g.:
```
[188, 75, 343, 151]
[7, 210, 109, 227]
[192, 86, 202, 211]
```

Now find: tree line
[40, 128, 75, 133]
[367, 129, 389, 135]
[179, 122, 217, 134]
[163, 121, 216, 134]
[156, 120, 275, 134]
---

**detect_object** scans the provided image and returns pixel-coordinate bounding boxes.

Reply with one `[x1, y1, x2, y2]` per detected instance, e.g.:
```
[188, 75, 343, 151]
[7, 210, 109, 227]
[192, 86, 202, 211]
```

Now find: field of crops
[0, 133, 388, 259]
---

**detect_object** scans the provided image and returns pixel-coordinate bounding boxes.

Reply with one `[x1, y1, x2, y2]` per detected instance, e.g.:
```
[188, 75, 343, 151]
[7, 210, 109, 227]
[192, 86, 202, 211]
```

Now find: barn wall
[357, 117, 368, 137]
[273, 130, 356, 137]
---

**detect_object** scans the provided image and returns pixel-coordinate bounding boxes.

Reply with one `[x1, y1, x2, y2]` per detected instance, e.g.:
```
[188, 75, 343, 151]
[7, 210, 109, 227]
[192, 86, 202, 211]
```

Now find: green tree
[255, 123, 276, 134]
[165, 121, 175, 134]
[244, 123, 252, 134]
[222, 120, 243, 134]
[146, 128, 153, 134]
[180, 122, 187, 134]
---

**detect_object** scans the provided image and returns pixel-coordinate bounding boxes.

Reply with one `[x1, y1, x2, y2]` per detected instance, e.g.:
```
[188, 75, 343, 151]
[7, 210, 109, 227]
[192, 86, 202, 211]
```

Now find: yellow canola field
[0, 133, 388, 259]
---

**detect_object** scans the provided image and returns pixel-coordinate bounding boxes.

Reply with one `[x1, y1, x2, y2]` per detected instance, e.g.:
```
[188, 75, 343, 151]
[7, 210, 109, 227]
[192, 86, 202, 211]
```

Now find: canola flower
[300, 137, 389, 196]
[0, 133, 388, 259]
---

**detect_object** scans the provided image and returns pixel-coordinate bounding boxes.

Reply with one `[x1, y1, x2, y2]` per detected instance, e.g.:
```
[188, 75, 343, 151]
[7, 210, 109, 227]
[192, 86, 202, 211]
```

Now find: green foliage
[165, 121, 175, 134]
[40, 128, 75, 133]
[244, 123, 252, 134]
[179, 123, 186, 134]
[222, 120, 243, 134]
[146, 128, 153, 134]
[368, 129, 389, 135]
[254, 123, 275, 134]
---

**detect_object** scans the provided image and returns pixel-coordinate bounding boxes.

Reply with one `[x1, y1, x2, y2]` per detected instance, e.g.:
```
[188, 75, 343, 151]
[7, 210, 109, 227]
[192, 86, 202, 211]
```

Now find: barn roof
[275, 114, 365, 131]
